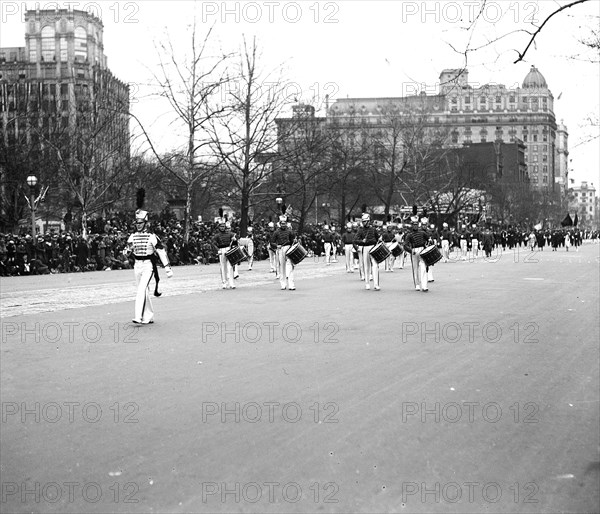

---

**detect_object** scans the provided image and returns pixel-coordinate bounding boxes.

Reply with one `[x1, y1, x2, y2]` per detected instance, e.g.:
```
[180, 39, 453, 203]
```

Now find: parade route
[1, 245, 599, 513]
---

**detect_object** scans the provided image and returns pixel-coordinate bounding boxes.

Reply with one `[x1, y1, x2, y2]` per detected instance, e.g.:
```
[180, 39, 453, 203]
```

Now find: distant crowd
[0, 211, 598, 277]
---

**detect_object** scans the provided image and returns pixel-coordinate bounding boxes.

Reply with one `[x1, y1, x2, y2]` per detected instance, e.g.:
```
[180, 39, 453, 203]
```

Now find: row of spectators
[0, 213, 598, 276]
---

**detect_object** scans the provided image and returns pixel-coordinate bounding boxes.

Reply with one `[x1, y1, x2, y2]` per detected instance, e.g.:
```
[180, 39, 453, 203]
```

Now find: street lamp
[26, 175, 38, 237]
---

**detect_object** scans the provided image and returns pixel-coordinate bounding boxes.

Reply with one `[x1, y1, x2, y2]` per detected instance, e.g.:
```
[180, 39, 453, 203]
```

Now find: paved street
[1, 245, 599, 513]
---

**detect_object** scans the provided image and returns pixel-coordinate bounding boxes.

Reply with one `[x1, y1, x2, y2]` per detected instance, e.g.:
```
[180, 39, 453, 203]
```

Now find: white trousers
[460, 240, 468, 259]
[411, 248, 428, 290]
[324, 242, 332, 264]
[277, 245, 295, 289]
[471, 238, 479, 257]
[344, 244, 353, 271]
[441, 239, 450, 261]
[133, 260, 154, 322]
[247, 241, 254, 268]
[361, 245, 379, 287]
[268, 247, 278, 273]
[218, 248, 234, 287]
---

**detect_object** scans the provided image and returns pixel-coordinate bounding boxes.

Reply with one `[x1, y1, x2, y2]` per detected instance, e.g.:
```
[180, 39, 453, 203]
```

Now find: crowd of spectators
[0, 209, 598, 277]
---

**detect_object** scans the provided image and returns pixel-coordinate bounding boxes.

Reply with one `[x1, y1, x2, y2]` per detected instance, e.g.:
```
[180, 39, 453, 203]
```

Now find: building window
[543, 176, 548, 183]
[543, 134, 548, 142]
[542, 155, 547, 162]
[533, 134, 538, 142]
[533, 155, 538, 162]
[29, 44, 37, 62]
[591, 207, 593, 212]
[74, 27, 87, 61]
[41, 26, 56, 61]
[60, 37, 67, 62]
[543, 165, 548, 173]
[533, 145, 538, 151]
[524, 155, 528, 162]
[523, 134, 528, 142]
[465, 96, 471, 103]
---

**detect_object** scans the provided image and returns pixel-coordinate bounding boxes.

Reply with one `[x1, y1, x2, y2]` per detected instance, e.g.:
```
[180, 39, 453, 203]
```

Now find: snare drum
[225, 246, 248, 266]
[286, 243, 308, 265]
[420, 245, 442, 267]
[369, 241, 391, 264]
[389, 242, 404, 257]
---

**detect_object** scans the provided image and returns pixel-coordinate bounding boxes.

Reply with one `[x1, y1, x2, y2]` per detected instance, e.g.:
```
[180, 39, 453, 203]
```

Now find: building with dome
[324, 66, 566, 195]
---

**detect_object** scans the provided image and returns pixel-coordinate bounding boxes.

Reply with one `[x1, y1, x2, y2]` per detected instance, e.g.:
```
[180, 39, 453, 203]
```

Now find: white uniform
[126, 231, 170, 324]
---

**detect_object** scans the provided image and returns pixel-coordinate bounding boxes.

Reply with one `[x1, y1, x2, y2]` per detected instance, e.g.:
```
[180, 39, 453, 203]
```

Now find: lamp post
[26, 175, 37, 237]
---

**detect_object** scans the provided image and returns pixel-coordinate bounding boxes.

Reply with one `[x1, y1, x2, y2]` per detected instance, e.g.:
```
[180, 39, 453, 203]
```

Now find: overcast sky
[2, 1, 599, 186]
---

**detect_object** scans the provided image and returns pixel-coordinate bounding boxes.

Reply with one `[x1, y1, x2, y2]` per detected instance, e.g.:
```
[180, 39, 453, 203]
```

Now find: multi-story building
[570, 181, 597, 228]
[327, 66, 565, 194]
[0, 8, 129, 230]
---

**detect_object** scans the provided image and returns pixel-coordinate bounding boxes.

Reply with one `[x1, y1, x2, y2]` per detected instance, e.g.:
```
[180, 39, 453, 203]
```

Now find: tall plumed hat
[420, 207, 429, 226]
[135, 188, 149, 222]
[410, 204, 419, 224]
[361, 203, 370, 222]
[279, 200, 288, 224]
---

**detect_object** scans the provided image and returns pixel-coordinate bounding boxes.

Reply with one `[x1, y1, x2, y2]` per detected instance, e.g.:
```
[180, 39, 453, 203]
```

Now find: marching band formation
[109, 191, 596, 323]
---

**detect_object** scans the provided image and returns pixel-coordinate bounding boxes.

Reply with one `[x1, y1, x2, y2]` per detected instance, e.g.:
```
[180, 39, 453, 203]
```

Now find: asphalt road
[1, 245, 599, 513]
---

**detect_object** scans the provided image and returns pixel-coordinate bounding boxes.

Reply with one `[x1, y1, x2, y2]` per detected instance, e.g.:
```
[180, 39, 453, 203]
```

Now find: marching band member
[426, 222, 438, 283]
[267, 221, 278, 276]
[440, 222, 451, 262]
[382, 223, 396, 272]
[246, 227, 255, 270]
[351, 222, 361, 274]
[403, 206, 430, 292]
[394, 225, 407, 270]
[342, 222, 355, 272]
[273, 214, 296, 290]
[459, 224, 468, 261]
[471, 223, 480, 259]
[322, 225, 334, 265]
[355, 212, 381, 290]
[124, 189, 173, 324]
[212, 211, 237, 289]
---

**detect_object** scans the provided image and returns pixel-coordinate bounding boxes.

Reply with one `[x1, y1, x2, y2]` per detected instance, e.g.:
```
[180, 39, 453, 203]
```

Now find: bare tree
[206, 36, 290, 236]
[275, 106, 331, 233]
[137, 22, 232, 241]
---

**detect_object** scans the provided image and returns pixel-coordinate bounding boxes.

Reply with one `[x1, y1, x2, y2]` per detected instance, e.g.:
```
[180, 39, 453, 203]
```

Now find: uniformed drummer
[403, 214, 430, 292]
[272, 215, 296, 290]
[354, 213, 381, 291]
[382, 224, 396, 272]
[213, 216, 237, 289]
[342, 222, 355, 273]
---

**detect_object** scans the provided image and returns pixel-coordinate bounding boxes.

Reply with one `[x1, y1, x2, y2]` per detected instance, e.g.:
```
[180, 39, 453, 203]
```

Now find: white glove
[165, 266, 173, 278]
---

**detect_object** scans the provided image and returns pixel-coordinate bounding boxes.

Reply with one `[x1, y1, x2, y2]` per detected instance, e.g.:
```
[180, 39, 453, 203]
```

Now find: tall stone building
[327, 66, 566, 195]
[0, 8, 129, 230]
[570, 181, 597, 228]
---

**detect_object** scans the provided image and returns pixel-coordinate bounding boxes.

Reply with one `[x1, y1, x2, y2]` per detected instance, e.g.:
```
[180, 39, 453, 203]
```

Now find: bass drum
[420, 245, 442, 266]
[389, 242, 404, 257]
[225, 246, 248, 266]
[286, 243, 308, 265]
[369, 241, 391, 264]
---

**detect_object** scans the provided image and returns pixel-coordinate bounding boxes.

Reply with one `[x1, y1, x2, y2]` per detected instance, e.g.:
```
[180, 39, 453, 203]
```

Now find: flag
[574, 214, 578, 227]
[534, 222, 542, 230]
[560, 213, 573, 227]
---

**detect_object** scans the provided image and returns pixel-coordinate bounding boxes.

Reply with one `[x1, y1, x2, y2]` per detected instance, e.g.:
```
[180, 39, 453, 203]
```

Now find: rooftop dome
[522, 65, 547, 89]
